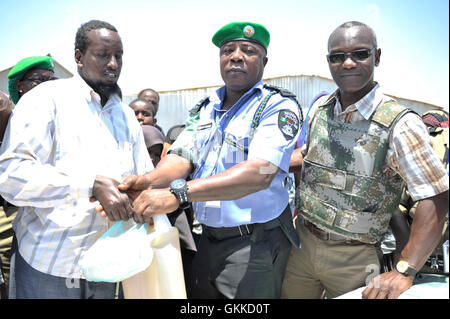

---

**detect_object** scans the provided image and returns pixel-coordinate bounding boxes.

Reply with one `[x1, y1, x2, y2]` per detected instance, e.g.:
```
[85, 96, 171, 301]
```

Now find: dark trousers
[191, 207, 296, 299]
[14, 236, 116, 299]
[0, 203, 17, 298]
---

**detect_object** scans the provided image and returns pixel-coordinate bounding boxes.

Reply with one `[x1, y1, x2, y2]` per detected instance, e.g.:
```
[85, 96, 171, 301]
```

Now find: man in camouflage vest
[282, 21, 449, 299]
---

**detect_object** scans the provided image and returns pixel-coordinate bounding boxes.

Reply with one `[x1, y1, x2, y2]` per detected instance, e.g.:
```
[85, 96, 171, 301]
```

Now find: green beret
[7, 56, 55, 104]
[212, 22, 270, 51]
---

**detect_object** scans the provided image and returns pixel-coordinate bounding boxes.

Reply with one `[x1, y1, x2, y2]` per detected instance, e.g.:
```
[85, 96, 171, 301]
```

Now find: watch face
[396, 260, 409, 273]
[171, 179, 186, 190]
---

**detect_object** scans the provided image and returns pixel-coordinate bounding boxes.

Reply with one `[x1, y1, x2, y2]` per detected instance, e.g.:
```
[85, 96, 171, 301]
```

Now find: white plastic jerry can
[122, 214, 187, 299]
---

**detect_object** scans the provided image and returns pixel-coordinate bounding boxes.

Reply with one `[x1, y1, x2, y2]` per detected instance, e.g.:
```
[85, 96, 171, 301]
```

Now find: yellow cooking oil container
[122, 214, 187, 298]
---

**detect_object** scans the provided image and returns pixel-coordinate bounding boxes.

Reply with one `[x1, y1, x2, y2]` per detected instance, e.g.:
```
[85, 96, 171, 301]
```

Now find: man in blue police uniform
[117, 21, 302, 298]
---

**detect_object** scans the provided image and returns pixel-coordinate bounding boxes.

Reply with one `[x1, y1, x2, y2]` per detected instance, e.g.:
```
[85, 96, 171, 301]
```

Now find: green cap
[7, 56, 55, 104]
[212, 22, 270, 51]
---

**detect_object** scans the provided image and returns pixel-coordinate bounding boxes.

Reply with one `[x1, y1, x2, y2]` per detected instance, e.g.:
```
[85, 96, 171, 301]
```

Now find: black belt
[204, 213, 283, 241]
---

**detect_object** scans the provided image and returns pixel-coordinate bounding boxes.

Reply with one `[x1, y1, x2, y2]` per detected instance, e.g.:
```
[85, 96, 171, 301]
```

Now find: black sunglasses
[22, 75, 57, 86]
[327, 48, 376, 64]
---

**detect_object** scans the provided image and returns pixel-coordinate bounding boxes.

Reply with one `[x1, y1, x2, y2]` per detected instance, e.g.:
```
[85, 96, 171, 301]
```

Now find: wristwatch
[169, 179, 190, 209]
[396, 260, 418, 277]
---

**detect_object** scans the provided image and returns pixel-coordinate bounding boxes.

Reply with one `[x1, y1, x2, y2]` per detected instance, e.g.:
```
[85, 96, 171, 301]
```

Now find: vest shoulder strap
[371, 101, 412, 128]
[315, 96, 334, 114]
[314, 94, 332, 107]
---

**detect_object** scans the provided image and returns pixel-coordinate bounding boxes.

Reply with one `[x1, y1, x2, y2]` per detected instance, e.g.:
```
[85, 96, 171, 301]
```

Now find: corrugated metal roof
[124, 74, 443, 133]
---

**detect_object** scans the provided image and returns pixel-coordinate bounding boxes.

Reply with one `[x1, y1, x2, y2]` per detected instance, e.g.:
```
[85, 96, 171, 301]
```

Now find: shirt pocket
[223, 132, 249, 165]
[194, 121, 214, 149]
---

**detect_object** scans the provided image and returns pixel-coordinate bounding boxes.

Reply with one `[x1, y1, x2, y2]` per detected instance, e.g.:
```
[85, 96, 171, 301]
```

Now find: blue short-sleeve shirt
[171, 80, 301, 227]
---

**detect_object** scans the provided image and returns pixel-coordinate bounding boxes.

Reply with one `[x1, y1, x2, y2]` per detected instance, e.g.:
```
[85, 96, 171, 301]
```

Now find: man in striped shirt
[0, 20, 152, 298]
[282, 21, 448, 299]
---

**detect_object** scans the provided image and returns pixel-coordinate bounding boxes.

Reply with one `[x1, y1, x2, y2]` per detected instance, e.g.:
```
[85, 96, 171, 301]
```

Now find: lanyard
[223, 91, 277, 152]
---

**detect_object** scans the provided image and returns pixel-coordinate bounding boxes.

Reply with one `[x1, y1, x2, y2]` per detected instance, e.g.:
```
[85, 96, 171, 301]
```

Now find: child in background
[129, 98, 156, 127]
[141, 125, 164, 167]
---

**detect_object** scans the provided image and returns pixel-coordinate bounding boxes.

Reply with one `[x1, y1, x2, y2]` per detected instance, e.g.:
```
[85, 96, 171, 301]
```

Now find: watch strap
[404, 267, 418, 277]
[396, 260, 418, 277]
[170, 180, 190, 209]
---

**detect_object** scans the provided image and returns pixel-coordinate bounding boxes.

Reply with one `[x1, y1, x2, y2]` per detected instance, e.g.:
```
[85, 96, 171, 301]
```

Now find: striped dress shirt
[0, 75, 153, 279]
[304, 84, 448, 202]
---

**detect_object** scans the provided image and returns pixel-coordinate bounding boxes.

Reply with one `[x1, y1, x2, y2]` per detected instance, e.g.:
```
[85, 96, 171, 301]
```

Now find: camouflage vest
[297, 99, 410, 244]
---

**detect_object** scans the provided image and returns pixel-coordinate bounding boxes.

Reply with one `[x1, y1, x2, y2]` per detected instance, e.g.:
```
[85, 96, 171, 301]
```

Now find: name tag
[197, 122, 212, 131]
[205, 201, 221, 208]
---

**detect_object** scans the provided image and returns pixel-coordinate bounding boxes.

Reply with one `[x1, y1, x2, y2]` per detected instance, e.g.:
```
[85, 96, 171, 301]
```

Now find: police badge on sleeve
[278, 110, 299, 140]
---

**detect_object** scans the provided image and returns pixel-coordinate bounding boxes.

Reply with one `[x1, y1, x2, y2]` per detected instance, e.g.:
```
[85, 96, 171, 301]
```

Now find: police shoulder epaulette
[189, 97, 210, 114]
[263, 84, 304, 124]
[263, 84, 296, 98]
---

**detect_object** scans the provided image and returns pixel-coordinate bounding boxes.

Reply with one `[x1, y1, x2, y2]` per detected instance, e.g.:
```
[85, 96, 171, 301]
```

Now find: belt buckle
[238, 225, 251, 236]
[306, 219, 330, 241]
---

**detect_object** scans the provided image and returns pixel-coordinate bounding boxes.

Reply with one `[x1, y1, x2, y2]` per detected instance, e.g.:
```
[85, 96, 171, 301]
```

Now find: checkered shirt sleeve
[389, 112, 449, 201]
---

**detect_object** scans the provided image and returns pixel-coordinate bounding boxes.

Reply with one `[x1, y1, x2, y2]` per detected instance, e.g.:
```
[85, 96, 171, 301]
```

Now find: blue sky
[0, 0, 448, 109]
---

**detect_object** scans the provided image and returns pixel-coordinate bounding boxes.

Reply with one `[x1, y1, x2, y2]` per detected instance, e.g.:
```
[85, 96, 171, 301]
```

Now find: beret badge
[243, 25, 255, 38]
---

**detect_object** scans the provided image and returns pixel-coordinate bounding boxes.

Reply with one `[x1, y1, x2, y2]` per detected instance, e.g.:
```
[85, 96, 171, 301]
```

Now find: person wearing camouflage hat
[282, 21, 449, 299]
[115, 21, 303, 299]
[7, 56, 56, 105]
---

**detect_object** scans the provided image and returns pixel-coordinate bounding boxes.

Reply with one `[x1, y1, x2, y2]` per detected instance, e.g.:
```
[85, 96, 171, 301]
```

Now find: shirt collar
[73, 72, 121, 109]
[328, 83, 392, 120]
[211, 80, 264, 110]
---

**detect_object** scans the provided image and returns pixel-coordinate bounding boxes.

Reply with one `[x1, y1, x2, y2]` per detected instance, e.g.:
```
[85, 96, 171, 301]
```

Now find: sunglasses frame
[327, 48, 376, 64]
[22, 76, 57, 86]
